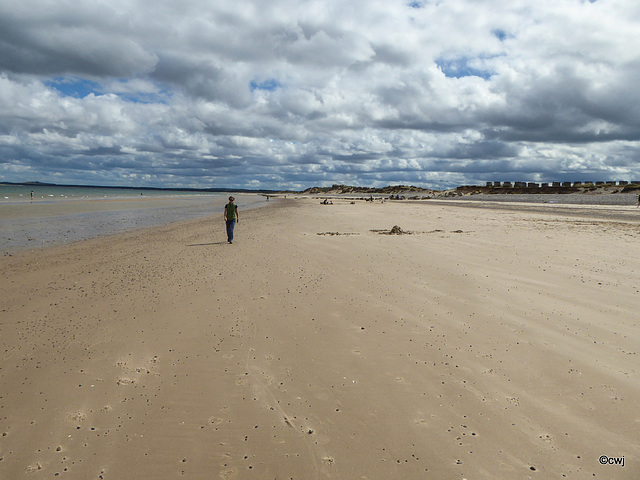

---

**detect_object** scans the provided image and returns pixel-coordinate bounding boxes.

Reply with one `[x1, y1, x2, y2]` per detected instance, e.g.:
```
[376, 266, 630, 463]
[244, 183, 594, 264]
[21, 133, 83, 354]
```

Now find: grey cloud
[432, 141, 521, 160]
[152, 54, 252, 107]
[0, 3, 157, 77]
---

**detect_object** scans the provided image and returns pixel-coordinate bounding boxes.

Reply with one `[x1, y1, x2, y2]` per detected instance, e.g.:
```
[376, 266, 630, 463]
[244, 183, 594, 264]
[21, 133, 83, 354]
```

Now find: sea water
[0, 185, 267, 252]
[0, 184, 223, 202]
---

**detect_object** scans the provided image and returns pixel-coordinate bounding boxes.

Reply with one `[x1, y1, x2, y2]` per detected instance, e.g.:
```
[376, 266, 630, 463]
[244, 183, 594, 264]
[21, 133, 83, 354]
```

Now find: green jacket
[225, 203, 238, 220]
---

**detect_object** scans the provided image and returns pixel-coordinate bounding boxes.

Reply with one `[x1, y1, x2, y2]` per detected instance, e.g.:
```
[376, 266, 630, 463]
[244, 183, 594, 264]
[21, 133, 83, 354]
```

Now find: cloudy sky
[1, 0, 639, 190]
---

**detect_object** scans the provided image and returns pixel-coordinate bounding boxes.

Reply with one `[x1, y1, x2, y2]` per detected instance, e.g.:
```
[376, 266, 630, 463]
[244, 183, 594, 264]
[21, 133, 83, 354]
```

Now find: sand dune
[1, 198, 638, 479]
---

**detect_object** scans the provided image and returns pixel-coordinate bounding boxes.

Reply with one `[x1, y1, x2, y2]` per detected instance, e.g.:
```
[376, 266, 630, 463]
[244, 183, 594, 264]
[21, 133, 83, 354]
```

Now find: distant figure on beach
[224, 196, 239, 244]
[30, 191, 34, 202]
[637, 194, 640, 207]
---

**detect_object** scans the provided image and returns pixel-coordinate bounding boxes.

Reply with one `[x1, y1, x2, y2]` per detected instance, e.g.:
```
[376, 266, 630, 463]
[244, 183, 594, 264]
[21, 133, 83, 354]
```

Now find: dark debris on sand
[371, 225, 412, 235]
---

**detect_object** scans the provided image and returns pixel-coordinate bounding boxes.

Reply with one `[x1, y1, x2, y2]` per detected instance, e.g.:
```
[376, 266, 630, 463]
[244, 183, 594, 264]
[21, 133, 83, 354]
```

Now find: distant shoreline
[5, 180, 640, 197]
[0, 181, 280, 194]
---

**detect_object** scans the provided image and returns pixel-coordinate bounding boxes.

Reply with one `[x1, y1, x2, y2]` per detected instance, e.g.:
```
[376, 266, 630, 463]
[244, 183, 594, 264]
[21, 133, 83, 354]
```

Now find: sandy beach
[1, 197, 638, 479]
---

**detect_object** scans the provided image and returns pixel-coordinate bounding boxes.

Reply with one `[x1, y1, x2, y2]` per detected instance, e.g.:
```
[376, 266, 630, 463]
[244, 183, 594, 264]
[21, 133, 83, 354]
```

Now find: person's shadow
[186, 241, 229, 247]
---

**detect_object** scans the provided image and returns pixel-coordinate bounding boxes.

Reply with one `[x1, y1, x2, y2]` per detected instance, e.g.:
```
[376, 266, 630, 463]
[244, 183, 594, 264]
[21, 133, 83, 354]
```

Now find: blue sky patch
[492, 29, 508, 41]
[46, 77, 103, 98]
[46, 77, 168, 104]
[250, 79, 281, 92]
[436, 57, 493, 80]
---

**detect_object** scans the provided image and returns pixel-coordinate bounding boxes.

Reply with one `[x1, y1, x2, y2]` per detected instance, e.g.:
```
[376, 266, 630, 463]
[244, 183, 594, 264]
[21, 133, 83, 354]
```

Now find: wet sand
[1, 197, 638, 479]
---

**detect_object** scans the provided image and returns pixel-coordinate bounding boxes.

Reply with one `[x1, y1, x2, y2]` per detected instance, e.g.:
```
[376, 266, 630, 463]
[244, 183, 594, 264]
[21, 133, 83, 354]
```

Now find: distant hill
[298, 182, 640, 196]
[300, 184, 435, 195]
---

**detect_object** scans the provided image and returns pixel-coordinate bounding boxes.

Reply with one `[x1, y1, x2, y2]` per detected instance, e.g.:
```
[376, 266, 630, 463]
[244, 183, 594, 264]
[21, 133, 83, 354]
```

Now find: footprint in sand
[117, 377, 135, 386]
[506, 397, 520, 407]
[235, 377, 249, 386]
[25, 463, 43, 473]
[539, 433, 554, 443]
[208, 416, 225, 426]
[116, 356, 159, 375]
[69, 411, 87, 423]
[219, 467, 239, 479]
[115, 360, 128, 370]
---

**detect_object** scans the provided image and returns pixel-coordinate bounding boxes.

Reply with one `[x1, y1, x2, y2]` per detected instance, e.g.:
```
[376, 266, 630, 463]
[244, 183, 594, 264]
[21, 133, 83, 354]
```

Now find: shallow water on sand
[0, 192, 267, 252]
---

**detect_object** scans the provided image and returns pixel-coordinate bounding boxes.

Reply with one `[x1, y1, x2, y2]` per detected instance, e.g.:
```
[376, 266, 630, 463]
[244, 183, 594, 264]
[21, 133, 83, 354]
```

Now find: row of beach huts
[485, 180, 640, 188]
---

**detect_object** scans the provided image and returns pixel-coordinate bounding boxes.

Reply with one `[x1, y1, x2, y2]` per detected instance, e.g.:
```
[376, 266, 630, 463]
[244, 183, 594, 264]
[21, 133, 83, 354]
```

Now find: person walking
[224, 196, 239, 243]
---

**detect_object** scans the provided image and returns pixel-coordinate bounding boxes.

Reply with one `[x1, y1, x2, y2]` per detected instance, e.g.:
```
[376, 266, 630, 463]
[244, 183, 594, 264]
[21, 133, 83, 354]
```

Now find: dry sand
[1, 198, 639, 479]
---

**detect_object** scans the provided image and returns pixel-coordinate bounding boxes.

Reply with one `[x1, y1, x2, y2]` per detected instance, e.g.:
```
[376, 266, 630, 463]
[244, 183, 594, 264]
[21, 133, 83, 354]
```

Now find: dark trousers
[226, 219, 236, 242]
